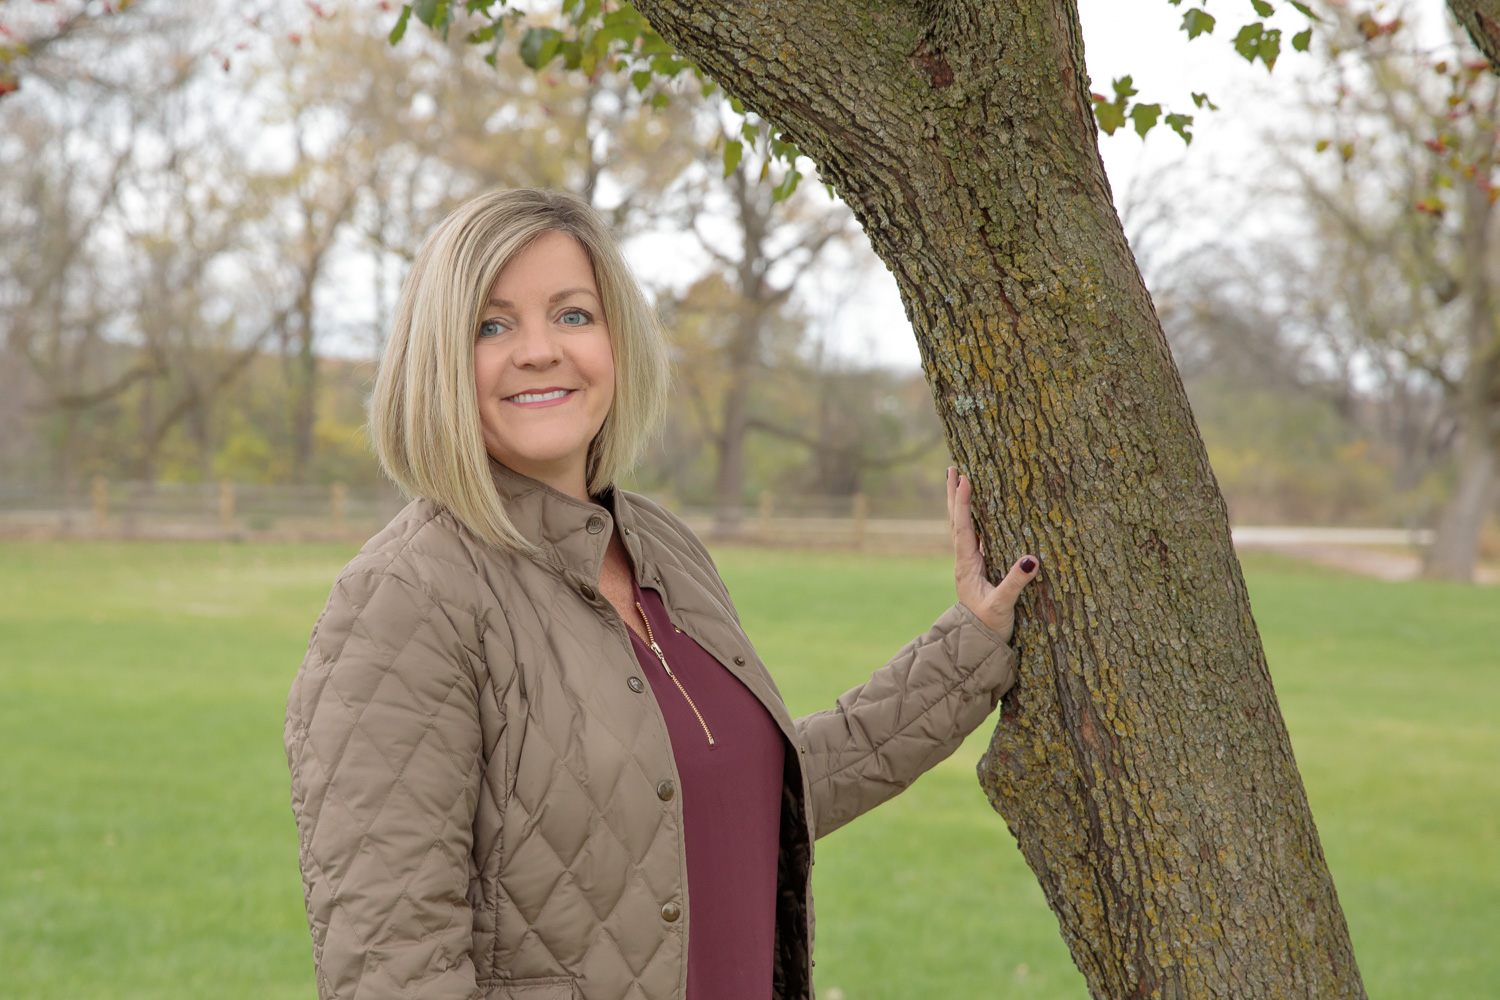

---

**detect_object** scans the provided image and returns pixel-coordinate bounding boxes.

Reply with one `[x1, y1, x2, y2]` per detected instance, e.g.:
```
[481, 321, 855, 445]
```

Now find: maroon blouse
[626, 576, 786, 1000]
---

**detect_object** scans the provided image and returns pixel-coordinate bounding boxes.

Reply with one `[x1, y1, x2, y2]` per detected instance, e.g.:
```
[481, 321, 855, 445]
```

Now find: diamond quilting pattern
[286, 488, 1014, 1000]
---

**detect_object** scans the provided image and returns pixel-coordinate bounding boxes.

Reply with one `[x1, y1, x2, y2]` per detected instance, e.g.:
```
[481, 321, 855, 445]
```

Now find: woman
[284, 189, 1038, 1000]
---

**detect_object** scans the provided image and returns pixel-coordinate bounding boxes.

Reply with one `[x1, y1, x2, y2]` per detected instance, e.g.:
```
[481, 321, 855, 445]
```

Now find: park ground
[0, 540, 1495, 999]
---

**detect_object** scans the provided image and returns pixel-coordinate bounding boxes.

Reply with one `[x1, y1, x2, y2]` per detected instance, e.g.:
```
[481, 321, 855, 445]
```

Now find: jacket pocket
[483, 976, 579, 1000]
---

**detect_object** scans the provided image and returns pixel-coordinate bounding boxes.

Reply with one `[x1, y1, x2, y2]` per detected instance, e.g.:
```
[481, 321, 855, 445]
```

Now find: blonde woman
[284, 188, 1038, 1000]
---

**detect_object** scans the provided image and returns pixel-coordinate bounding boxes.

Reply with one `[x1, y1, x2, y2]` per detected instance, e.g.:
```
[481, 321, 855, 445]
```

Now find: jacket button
[733, 655, 745, 665]
[586, 514, 605, 534]
[661, 902, 681, 922]
[656, 779, 675, 801]
[580, 584, 596, 600]
[627, 676, 645, 693]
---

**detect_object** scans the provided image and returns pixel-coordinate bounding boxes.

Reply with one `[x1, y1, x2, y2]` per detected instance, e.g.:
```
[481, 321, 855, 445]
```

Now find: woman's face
[474, 230, 615, 497]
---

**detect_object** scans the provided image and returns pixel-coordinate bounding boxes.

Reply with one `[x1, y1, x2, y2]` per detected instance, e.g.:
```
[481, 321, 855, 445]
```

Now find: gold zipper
[635, 601, 716, 748]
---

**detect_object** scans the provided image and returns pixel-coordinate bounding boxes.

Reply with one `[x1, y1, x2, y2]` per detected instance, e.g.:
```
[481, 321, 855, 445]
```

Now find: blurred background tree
[0, 0, 1495, 578]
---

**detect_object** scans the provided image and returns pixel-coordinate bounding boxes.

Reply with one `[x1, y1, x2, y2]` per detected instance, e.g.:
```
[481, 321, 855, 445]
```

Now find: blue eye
[477, 319, 505, 339]
[560, 309, 591, 326]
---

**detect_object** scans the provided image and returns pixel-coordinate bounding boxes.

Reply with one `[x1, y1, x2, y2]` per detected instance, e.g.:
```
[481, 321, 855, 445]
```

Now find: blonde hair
[369, 189, 669, 553]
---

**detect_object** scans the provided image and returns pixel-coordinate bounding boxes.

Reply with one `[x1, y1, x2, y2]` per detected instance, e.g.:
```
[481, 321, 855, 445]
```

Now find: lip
[504, 386, 575, 408]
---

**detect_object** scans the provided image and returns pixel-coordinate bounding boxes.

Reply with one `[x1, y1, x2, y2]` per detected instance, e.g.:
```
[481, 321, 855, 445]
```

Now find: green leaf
[1191, 91, 1219, 110]
[650, 93, 670, 108]
[771, 168, 801, 202]
[1181, 8, 1216, 39]
[388, 4, 412, 44]
[518, 26, 562, 69]
[722, 139, 743, 177]
[1251, 0, 1275, 17]
[413, 0, 447, 28]
[1112, 75, 1139, 101]
[630, 70, 652, 91]
[730, 97, 745, 114]
[1288, 0, 1321, 21]
[1234, 22, 1264, 62]
[465, 22, 498, 44]
[1093, 98, 1126, 135]
[1130, 102, 1161, 137]
[1292, 27, 1312, 51]
[560, 39, 583, 71]
[1165, 112, 1194, 144]
[741, 120, 759, 142]
[1258, 27, 1281, 69]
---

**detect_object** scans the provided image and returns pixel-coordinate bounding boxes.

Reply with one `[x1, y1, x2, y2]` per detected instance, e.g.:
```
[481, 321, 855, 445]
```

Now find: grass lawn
[0, 540, 1495, 999]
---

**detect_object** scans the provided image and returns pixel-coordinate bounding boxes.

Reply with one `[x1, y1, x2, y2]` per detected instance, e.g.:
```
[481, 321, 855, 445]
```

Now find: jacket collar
[487, 459, 649, 585]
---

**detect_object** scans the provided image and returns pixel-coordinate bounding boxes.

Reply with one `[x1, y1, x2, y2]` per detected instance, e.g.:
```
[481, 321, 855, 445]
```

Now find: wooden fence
[0, 480, 1438, 556]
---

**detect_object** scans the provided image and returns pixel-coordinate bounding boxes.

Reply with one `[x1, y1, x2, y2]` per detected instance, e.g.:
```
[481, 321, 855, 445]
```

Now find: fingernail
[1020, 557, 1037, 573]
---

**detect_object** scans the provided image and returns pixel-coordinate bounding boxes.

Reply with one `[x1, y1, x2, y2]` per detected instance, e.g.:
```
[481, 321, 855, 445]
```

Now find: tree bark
[1447, 0, 1500, 71]
[1424, 179, 1499, 581]
[1424, 436, 1496, 579]
[631, 0, 1366, 996]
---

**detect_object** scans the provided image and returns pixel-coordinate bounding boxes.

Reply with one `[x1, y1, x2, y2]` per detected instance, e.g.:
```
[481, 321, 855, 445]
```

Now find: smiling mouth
[506, 388, 573, 404]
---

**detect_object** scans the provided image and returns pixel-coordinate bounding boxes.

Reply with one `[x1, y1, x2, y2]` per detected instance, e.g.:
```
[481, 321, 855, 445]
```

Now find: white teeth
[509, 389, 570, 403]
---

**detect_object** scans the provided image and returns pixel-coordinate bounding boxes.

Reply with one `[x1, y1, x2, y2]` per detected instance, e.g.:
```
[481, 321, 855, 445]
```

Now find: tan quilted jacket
[284, 462, 1018, 1000]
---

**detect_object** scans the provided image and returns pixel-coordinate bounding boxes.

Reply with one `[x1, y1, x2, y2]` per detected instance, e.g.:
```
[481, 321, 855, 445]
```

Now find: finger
[952, 473, 983, 572]
[990, 554, 1040, 610]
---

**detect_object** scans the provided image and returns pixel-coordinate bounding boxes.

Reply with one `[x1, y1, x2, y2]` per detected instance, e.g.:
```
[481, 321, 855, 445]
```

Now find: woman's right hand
[947, 466, 1038, 643]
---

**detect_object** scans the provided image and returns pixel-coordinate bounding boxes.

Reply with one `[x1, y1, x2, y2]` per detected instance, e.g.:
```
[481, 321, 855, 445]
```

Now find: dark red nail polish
[1020, 557, 1037, 573]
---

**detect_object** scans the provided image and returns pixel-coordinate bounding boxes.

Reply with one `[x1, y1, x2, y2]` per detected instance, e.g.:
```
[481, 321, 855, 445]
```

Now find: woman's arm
[284, 570, 486, 1000]
[794, 600, 1017, 838]
[796, 468, 1037, 838]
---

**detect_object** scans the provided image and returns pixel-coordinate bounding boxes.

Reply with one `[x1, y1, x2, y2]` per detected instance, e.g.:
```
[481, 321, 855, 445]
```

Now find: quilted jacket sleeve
[284, 569, 485, 1000]
[794, 601, 1017, 839]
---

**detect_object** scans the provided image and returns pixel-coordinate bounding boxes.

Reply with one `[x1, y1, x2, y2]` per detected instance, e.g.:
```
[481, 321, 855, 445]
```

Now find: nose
[511, 314, 562, 369]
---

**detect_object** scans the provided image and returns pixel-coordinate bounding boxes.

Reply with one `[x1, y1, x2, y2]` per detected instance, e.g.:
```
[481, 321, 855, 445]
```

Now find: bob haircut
[369, 189, 670, 554]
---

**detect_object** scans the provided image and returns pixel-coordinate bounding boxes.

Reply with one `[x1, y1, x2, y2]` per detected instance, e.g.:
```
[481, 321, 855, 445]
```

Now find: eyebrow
[487, 288, 599, 308]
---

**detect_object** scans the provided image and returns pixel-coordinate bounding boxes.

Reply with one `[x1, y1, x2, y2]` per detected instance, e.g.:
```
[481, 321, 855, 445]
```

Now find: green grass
[0, 542, 1495, 999]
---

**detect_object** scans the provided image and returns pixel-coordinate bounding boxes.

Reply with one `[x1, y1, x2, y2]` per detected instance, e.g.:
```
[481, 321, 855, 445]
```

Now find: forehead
[489, 231, 598, 301]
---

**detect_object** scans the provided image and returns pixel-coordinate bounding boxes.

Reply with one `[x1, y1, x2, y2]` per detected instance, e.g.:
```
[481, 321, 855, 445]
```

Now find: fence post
[219, 481, 236, 533]
[852, 492, 869, 550]
[331, 481, 348, 533]
[91, 475, 109, 530]
[759, 490, 774, 544]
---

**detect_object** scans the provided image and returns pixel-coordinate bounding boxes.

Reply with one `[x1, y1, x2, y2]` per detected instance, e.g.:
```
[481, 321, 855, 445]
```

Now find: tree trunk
[713, 168, 774, 534]
[1447, 0, 1500, 71]
[632, 0, 1366, 996]
[290, 302, 318, 483]
[1424, 179, 1499, 581]
[1423, 435, 1496, 579]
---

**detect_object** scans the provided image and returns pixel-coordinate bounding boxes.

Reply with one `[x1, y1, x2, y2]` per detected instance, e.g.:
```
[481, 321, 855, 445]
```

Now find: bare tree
[1276, 8, 1500, 579]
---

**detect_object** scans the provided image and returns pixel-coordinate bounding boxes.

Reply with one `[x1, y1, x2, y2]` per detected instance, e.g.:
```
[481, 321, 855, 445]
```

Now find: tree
[1277, 8, 1500, 580]
[7, 0, 1380, 990]
[664, 127, 856, 532]
[420, 1, 1371, 995]
[1450, 0, 1500, 69]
